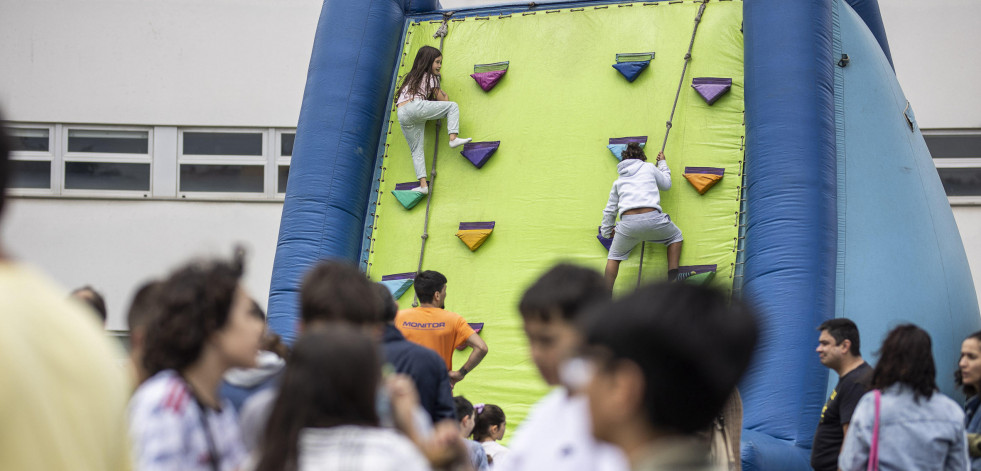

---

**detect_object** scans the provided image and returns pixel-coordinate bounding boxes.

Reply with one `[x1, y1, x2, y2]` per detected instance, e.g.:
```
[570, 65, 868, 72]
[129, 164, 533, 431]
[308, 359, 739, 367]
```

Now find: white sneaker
[448, 137, 472, 148]
[411, 186, 429, 195]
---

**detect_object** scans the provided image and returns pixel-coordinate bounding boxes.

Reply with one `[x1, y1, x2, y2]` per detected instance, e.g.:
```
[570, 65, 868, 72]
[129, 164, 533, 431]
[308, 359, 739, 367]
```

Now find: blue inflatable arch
[268, 1, 980, 469]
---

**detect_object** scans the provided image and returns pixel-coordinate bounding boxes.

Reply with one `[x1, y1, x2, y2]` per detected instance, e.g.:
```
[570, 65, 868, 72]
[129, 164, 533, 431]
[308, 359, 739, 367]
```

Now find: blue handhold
[380, 278, 413, 299]
[612, 60, 650, 82]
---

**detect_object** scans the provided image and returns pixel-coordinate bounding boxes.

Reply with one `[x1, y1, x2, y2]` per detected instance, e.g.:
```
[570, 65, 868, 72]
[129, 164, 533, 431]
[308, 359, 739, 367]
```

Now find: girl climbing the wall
[600, 142, 684, 288]
[395, 45, 471, 195]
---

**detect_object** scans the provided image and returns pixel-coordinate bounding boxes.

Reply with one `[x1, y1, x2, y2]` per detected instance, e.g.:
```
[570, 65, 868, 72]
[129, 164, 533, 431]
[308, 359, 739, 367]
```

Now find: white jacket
[600, 159, 672, 238]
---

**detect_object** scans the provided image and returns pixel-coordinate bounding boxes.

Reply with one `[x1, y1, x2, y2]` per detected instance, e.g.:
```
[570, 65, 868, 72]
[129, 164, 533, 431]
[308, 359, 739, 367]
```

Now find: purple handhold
[684, 167, 725, 176]
[459, 221, 496, 230]
[460, 141, 500, 169]
[381, 272, 416, 281]
[471, 70, 507, 92]
[394, 182, 421, 191]
[597, 226, 613, 251]
[692, 77, 732, 105]
[608, 136, 648, 146]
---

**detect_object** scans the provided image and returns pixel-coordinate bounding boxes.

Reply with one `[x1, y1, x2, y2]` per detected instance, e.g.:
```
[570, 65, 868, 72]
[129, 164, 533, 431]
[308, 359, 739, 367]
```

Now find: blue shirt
[382, 324, 455, 423]
[839, 384, 968, 471]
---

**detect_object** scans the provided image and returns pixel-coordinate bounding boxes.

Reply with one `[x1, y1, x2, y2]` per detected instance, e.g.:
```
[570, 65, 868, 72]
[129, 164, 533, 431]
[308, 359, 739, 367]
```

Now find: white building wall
[0, 0, 978, 331]
[0, 199, 283, 331]
[0, 0, 322, 127]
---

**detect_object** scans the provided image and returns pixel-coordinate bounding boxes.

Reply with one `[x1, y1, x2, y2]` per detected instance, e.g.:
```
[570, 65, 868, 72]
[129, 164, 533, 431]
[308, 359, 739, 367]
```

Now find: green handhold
[392, 190, 425, 210]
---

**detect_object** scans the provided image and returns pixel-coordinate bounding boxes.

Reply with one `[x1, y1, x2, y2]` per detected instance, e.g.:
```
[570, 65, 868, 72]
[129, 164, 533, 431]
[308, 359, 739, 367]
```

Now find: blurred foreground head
[579, 282, 758, 442]
[142, 249, 262, 377]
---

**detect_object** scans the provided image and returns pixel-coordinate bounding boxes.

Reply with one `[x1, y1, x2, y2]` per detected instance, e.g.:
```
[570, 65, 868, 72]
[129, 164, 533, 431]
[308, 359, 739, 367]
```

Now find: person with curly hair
[129, 251, 264, 471]
[599, 142, 683, 288]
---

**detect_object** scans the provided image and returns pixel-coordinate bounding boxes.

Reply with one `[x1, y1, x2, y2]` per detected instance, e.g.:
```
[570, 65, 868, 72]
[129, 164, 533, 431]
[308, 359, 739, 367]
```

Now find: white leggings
[397, 100, 461, 179]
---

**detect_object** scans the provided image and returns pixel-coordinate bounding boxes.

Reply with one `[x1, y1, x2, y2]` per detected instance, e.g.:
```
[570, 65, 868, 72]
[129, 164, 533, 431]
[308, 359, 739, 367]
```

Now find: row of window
[6, 125, 979, 202]
[925, 130, 981, 202]
[7, 124, 294, 199]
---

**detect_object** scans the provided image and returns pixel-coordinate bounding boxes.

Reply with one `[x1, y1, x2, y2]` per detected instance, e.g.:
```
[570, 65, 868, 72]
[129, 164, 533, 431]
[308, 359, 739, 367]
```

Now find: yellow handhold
[456, 229, 493, 251]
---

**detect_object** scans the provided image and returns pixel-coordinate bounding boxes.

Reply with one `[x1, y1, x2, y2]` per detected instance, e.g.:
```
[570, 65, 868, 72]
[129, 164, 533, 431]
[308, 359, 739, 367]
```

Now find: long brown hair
[253, 326, 382, 471]
[395, 45, 441, 103]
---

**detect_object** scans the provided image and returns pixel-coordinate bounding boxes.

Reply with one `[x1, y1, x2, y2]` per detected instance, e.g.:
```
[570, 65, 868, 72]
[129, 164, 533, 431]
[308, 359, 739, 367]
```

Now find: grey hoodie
[600, 158, 672, 238]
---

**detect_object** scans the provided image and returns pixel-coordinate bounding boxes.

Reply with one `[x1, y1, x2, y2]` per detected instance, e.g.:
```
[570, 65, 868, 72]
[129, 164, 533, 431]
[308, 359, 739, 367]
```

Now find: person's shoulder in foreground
[0, 262, 132, 470]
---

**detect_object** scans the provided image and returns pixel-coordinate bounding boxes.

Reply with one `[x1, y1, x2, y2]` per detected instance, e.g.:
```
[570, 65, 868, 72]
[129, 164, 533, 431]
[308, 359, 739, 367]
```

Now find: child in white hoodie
[600, 142, 683, 288]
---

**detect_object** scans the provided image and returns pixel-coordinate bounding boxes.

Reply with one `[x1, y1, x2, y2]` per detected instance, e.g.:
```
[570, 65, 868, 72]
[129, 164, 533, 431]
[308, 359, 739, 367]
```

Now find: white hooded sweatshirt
[600, 158, 672, 238]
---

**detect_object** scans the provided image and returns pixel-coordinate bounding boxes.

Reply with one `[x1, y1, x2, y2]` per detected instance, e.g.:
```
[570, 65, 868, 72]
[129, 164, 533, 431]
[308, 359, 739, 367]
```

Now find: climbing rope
[412, 13, 453, 307]
[636, 0, 708, 287]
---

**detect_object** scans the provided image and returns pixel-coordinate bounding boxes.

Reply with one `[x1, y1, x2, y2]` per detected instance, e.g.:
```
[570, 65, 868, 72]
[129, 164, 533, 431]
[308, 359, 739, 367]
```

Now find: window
[277, 131, 294, 194]
[178, 129, 266, 196]
[63, 128, 151, 194]
[7, 126, 54, 191]
[927, 130, 981, 203]
[5, 123, 294, 201]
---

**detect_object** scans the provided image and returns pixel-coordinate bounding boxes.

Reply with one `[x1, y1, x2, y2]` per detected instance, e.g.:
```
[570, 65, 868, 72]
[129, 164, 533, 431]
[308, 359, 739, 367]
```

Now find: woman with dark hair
[129, 253, 264, 471]
[599, 141, 684, 288]
[839, 324, 967, 471]
[957, 330, 981, 470]
[395, 45, 472, 195]
[253, 327, 430, 471]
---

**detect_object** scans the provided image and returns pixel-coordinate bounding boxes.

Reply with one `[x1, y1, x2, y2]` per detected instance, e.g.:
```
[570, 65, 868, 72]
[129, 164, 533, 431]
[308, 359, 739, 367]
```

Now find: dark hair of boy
[519, 263, 610, 322]
[454, 395, 474, 422]
[582, 282, 758, 434]
[374, 282, 399, 323]
[817, 318, 862, 357]
[413, 270, 448, 304]
[300, 260, 383, 326]
[71, 286, 108, 323]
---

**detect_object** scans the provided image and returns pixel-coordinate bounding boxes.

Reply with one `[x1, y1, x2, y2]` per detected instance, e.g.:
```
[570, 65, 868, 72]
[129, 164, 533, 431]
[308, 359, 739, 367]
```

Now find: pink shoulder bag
[867, 389, 881, 471]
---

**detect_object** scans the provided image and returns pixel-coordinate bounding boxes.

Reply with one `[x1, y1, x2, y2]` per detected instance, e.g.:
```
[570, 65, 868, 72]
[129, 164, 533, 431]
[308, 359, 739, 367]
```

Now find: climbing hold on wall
[456, 221, 495, 251]
[676, 264, 717, 285]
[381, 272, 416, 299]
[460, 141, 500, 169]
[692, 77, 732, 105]
[613, 52, 654, 82]
[597, 226, 613, 251]
[471, 61, 509, 91]
[607, 136, 647, 160]
[683, 167, 725, 194]
[391, 182, 427, 209]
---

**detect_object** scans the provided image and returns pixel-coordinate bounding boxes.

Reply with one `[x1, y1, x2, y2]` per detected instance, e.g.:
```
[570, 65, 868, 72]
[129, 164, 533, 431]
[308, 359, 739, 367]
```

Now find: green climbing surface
[366, 0, 744, 439]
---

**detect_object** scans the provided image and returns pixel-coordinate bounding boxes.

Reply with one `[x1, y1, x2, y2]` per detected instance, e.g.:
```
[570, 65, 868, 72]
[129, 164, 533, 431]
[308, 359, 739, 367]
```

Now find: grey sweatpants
[397, 99, 462, 179]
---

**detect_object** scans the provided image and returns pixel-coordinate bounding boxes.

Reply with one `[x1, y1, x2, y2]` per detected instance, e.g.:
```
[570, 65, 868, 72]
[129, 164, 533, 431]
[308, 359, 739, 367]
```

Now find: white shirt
[601, 159, 673, 238]
[129, 370, 248, 471]
[298, 426, 430, 470]
[495, 388, 629, 471]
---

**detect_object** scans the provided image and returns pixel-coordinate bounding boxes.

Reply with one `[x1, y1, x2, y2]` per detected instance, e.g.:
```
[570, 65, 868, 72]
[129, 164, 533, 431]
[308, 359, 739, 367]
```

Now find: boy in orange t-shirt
[395, 271, 488, 386]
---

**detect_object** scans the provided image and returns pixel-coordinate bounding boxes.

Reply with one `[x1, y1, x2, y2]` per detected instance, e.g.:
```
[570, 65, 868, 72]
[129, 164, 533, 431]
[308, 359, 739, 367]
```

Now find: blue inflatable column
[740, 0, 837, 468]
[267, 0, 438, 342]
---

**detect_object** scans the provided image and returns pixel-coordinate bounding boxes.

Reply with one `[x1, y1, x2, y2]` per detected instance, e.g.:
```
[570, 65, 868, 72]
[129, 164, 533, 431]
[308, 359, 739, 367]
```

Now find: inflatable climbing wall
[364, 0, 745, 423]
[269, 0, 980, 469]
